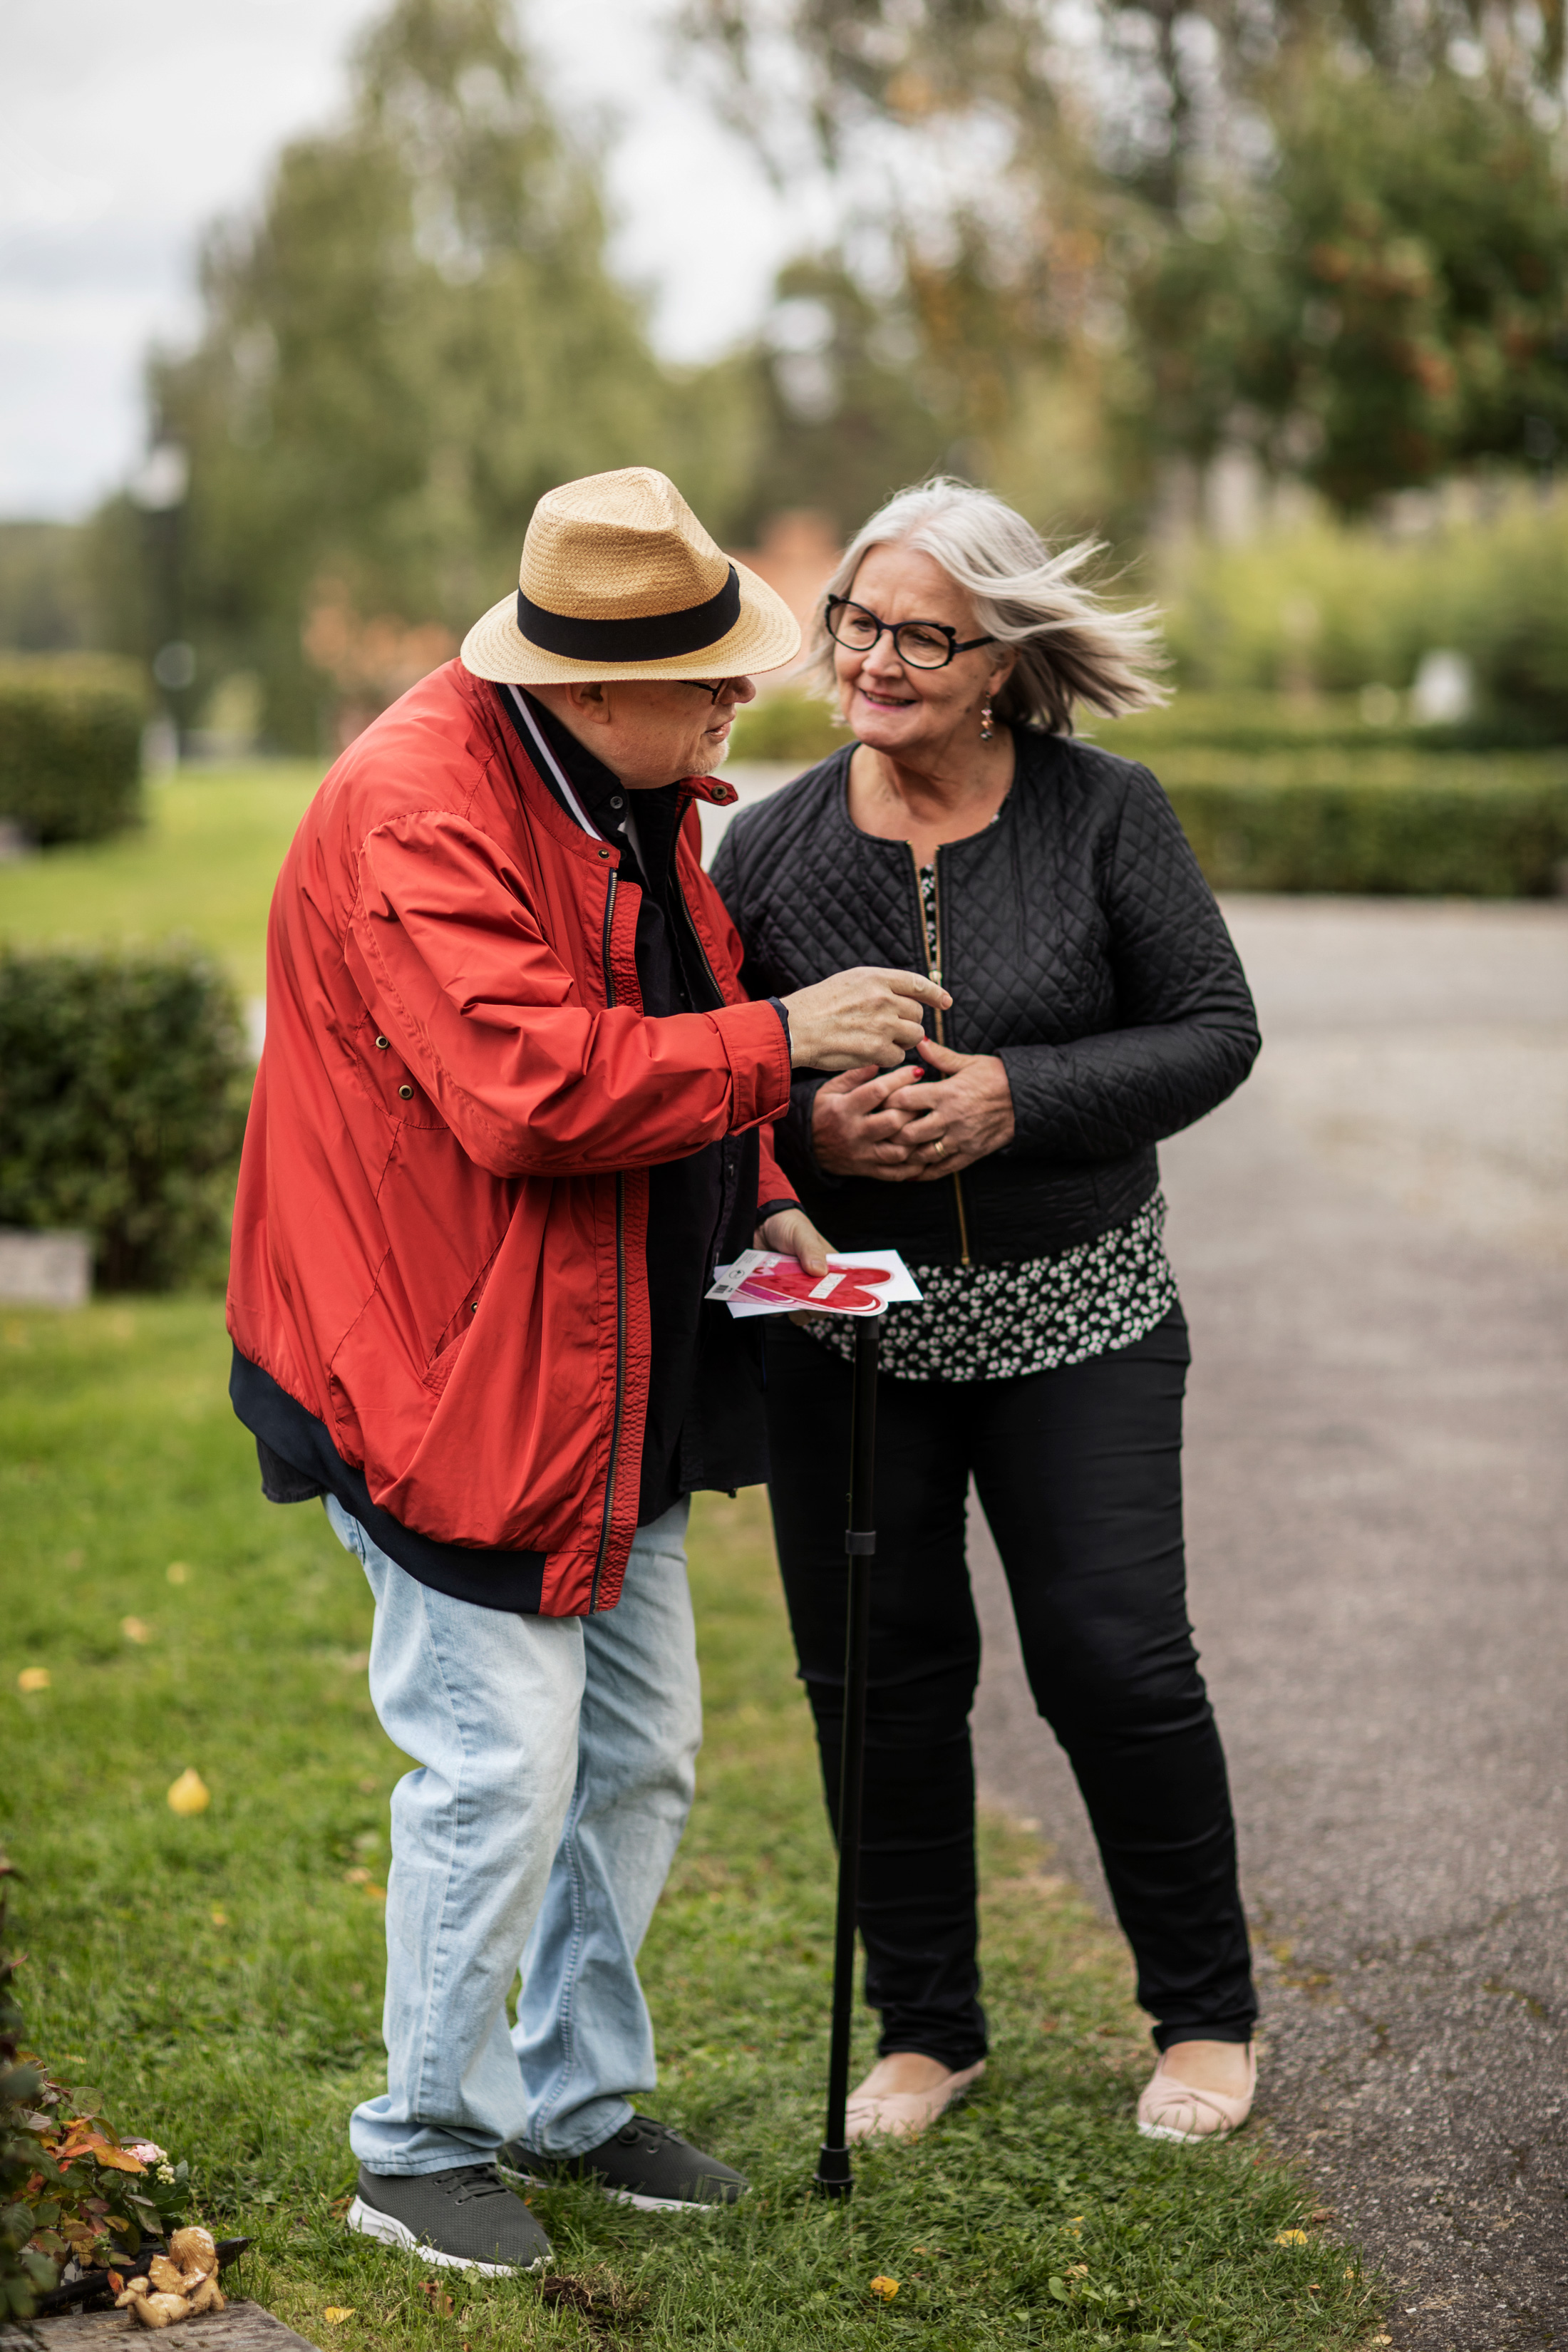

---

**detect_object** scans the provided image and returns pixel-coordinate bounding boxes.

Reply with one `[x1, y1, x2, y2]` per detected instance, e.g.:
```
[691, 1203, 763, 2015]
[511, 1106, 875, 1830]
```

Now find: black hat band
[517, 564, 741, 664]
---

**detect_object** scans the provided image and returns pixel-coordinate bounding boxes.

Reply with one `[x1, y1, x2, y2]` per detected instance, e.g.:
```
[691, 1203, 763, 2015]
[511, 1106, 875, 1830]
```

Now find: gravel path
[969, 897, 1568, 2349]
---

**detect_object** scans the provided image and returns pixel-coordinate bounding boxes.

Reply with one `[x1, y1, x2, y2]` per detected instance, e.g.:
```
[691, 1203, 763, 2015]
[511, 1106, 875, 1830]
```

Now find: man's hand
[783, 967, 950, 1072]
[756, 1205, 833, 1276]
[899, 1039, 1015, 1178]
[812, 1063, 928, 1179]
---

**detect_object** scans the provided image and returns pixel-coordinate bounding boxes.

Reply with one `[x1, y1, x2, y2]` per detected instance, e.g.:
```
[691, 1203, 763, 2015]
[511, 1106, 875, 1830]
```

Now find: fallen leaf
[1275, 2229, 1309, 2247]
[55, 2130, 145, 2174]
[344, 1867, 370, 1885]
[167, 1768, 210, 1815]
[122, 1618, 152, 1645]
[210, 1910, 229, 1928]
[166, 1563, 191, 1586]
[1066, 2264, 1088, 2279]
[322, 2309, 355, 2325]
[868, 2276, 898, 2301]
[17, 1667, 50, 1693]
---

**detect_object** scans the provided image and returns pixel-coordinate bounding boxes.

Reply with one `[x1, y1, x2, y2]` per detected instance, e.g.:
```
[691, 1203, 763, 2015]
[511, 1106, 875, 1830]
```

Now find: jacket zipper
[589, 867, 626, 1612]
[670, 813, 746, 1267]
[908, 845, 971, 1267]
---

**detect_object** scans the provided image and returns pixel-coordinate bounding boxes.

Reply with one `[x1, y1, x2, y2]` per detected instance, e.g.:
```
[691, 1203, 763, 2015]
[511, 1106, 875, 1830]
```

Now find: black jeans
[764, 1307, 1256, 2066]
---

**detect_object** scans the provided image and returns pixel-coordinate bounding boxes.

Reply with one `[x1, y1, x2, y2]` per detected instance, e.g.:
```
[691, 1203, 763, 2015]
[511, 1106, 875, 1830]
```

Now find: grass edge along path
[1, 1296, 1383, 2348]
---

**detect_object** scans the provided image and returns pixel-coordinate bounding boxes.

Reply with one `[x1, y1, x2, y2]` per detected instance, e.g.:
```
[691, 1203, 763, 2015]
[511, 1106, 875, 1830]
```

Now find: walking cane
[812, 1311, 881, 2199]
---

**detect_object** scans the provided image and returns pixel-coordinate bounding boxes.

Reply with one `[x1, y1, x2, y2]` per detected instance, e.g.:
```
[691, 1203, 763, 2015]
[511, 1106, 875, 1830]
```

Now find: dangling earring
[979, 698, 994, 744]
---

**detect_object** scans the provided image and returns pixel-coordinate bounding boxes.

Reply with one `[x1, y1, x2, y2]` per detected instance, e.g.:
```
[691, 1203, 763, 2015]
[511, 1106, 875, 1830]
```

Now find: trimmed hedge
[1146, 748, 1568, 896]
[0, 656, 145, 845]
[0, 947, 250, 1290]
[728, 689, 848, 765]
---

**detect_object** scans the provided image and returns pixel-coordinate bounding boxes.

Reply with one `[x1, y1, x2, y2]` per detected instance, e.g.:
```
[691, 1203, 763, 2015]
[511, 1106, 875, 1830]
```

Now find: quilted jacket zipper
[590, 867, 626, 1612]
[907, 845, 972, 1267]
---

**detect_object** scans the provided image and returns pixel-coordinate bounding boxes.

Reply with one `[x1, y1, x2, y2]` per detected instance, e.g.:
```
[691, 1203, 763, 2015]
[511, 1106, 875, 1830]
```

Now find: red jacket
[227, 660, 795, 1615]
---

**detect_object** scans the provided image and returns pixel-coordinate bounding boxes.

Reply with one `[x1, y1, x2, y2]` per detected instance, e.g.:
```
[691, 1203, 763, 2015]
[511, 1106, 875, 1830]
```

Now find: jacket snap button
[398, 1083, 413, 1099]
[375, 1035, 389, 1049]
[598, 846, 610, 859]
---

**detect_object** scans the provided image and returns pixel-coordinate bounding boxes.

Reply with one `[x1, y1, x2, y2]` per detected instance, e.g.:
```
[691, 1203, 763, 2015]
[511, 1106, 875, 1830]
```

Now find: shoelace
[443, 2166, 515, 2203]
[614, 2117, 679, 2151]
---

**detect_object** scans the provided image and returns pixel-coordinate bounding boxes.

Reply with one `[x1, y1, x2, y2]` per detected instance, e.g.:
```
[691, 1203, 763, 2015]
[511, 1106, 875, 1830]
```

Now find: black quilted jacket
[709, 727, 1261, 1265]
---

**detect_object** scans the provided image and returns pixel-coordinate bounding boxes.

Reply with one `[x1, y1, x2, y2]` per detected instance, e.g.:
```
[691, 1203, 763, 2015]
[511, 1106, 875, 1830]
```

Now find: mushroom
[167, 2230, 218, 2281]
[115, 2278, 151, 2309]
[185, 2276, 226, 2316]
[131, 2292, 193, 2328]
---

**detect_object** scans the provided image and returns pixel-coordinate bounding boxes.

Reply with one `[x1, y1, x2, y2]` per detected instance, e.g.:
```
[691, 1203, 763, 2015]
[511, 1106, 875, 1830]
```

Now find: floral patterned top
[803, 862, 1180, 1384]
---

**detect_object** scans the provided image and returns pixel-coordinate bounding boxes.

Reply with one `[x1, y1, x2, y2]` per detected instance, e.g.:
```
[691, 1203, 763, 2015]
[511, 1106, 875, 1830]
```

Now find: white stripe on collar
[505, 684, 601, 840]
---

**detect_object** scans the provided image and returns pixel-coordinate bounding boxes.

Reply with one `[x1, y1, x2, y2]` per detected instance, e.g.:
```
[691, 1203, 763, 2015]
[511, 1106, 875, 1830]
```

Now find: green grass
[0, 765, 323, 998]
[0, 1297, 1379, 2348]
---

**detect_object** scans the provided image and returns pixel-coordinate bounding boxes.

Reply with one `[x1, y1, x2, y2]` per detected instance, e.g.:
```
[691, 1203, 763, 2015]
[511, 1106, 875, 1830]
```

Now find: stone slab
[0, 1228, 91, 1308]
[2, 2310, 316, 2352]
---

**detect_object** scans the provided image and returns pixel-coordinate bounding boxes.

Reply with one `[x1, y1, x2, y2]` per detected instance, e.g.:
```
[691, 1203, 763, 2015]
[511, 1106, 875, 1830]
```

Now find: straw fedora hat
[460, 466, 801, 685]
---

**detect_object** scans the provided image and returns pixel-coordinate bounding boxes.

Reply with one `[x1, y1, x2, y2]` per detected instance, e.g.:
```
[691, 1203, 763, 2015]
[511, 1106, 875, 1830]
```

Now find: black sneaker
[500, 2115, 748, 2213]
[346, 2162, 551, 2272]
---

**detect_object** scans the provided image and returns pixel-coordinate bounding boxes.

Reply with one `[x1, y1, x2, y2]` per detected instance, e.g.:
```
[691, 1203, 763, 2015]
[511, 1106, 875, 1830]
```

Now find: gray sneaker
[500, 2115, 748, 2213]
[346, 2162, 551, 2273]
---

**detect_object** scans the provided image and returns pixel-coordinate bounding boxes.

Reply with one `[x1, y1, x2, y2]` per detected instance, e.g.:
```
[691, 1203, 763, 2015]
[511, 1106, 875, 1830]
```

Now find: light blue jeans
[327, 1496, 699, 2172]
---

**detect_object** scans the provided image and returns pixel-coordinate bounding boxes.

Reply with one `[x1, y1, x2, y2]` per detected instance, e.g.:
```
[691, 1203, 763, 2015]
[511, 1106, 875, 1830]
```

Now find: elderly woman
[711, 479, 1262, 2146]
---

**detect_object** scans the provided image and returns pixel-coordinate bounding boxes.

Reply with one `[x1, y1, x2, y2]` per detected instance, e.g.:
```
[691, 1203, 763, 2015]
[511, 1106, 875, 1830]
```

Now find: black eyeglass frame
[824, 596, 994, 670]
[677, 679, 744, 706]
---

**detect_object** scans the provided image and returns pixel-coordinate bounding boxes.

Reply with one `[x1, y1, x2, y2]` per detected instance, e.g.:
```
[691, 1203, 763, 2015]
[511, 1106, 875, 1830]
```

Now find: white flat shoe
[845, 2059, 986, 2143]
[1136, 2044, 1256, 2143]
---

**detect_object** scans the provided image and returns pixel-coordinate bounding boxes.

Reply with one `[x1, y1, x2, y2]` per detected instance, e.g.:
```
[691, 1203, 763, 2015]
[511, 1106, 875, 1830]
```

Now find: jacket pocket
[423, 1244, 502, 1397]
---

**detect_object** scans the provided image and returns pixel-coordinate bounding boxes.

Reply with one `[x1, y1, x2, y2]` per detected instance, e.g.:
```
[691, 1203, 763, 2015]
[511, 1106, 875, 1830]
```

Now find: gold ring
[932, 1138, 946, 1157]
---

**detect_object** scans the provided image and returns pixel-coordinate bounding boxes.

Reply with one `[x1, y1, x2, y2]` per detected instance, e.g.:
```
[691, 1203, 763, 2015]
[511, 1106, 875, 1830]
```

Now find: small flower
[123, 2142, 167, 2165]
[17, 1667, 51, 1693]
[167, 1768, 210, 1815]
[121, 1617, 152, 1645]
[869, 2276, 899, 2301]
[1275, 2228, 1310, 2246]
[157, 2165, 176, 2185]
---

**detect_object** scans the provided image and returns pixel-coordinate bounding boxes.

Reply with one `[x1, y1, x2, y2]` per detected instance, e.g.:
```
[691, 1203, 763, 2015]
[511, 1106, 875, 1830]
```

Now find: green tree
[1125, 56, 1568, 507]
[682, 1, 1568, 517]
[98, 0, 758, 751]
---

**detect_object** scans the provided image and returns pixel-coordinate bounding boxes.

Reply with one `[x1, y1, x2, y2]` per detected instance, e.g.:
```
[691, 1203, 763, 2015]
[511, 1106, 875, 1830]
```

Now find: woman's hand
[898, 1039, 1015, 1179]
[756, 1205, 834, 1276]
[810, 1063, 929, 1180]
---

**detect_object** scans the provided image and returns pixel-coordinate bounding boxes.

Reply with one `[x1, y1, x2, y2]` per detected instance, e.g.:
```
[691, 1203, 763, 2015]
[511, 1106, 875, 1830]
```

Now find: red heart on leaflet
[737, 1260, 894, 1315]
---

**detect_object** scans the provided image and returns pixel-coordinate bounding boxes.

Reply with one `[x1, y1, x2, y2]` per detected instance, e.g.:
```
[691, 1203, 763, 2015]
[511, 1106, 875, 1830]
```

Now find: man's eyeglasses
[680, 679, 742, 706]
[825, 597, 993, 671]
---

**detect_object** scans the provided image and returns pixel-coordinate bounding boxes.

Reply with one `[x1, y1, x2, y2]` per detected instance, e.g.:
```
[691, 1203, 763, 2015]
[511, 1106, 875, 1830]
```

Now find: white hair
[811, 478, 1167, 733]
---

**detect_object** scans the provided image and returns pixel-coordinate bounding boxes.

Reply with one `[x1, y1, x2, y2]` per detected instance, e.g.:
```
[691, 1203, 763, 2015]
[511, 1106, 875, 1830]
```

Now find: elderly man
[227, 468, 945, 2274]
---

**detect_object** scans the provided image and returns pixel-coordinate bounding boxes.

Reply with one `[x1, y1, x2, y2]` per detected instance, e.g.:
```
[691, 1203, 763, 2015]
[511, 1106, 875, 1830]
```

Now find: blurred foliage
[1132, 51, 1568, 506]
[1, 1855, 57, 2320]
[91, 0, 765, 751]
[0, 658, 145, 845]
[1153, 757, 1568, 896]
[1156, 490, 1568, 733]
[683, 4, 1568, 517]
[727, 687, 850, 765]
[0, 949, 250, 1291]
[0, 526, 96, 654]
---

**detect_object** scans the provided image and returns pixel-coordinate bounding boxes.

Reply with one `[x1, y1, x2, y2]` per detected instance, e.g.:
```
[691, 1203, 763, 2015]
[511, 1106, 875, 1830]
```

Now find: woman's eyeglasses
[825, 597, 993, 671]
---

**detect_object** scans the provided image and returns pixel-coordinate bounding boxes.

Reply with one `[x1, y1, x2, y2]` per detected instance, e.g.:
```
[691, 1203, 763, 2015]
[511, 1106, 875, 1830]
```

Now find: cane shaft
[814, 1314, 880, 2197]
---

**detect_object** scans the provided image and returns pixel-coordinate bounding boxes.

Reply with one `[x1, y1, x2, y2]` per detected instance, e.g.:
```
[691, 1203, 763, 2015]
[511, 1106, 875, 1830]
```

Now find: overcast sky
[0, 0, 810, 520]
